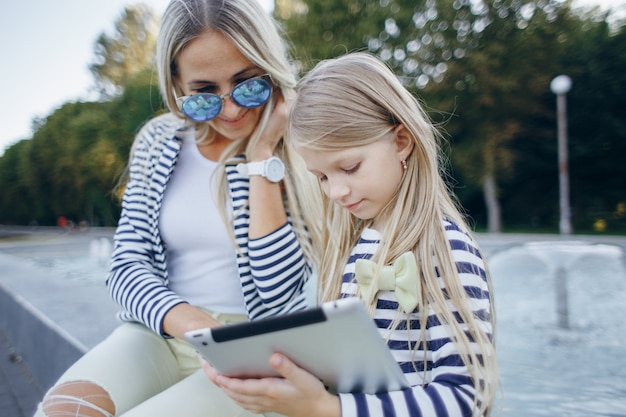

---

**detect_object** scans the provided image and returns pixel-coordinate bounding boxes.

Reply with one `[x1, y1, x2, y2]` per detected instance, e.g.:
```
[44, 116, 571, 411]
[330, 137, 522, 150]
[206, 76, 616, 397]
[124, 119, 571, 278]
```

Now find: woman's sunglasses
[175, 75, 273, 122]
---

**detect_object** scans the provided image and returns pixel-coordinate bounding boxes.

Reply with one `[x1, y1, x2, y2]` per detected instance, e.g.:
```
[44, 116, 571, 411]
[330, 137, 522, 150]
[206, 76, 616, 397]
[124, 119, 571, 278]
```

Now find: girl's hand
[248, 91, 291, 161]
[203, 353, 341, 417]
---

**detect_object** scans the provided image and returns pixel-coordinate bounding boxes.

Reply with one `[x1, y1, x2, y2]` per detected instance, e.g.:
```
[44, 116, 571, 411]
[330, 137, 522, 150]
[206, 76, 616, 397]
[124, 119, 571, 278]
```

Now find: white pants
[35, 315, 285, 417]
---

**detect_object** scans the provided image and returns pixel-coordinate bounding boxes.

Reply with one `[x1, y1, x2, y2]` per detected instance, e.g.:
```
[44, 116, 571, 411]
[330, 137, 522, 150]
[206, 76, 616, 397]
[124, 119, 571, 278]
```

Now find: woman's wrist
[162, 303, 220, 339]
[247, 149, 275, 162]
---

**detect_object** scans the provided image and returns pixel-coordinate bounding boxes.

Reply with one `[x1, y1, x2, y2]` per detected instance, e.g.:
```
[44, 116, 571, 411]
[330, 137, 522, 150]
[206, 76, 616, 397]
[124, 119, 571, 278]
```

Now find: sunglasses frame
[175, 74, 273, 122]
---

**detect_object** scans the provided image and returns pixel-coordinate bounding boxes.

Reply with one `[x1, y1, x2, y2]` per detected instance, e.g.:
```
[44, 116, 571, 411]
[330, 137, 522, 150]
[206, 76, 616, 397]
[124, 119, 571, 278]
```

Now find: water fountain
[3, 234, 624, 415]
[89, 237, 113, 266]
[488, 240, 626, 416]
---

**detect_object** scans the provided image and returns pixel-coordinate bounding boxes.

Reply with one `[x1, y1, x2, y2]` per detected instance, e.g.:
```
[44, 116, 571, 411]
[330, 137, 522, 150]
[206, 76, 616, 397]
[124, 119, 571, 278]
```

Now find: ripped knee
[41, 380, 116, 417]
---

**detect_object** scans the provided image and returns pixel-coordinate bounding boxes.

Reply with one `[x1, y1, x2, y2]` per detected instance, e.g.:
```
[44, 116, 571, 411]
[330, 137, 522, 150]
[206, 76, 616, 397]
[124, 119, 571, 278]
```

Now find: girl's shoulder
[442, 218, 485, 262]
[442, 217, 474, 242]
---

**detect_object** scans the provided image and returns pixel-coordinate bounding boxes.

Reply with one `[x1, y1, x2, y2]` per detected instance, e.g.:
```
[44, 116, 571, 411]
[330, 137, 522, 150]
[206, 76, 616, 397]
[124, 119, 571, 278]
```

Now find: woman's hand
[162, 303, 221, 340]
[203, 353, 341, 417]
[247, 91, 292, 161]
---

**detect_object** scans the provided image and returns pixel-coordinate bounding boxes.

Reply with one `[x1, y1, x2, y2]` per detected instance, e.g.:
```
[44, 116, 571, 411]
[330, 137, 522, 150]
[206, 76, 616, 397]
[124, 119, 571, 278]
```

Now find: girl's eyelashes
[343, 163, 360, 175]
[314, 163, 360, 182]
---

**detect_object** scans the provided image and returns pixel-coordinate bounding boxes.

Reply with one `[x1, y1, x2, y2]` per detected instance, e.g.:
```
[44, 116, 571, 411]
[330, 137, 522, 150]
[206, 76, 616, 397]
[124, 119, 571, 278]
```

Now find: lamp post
[550, 75, 573, 235]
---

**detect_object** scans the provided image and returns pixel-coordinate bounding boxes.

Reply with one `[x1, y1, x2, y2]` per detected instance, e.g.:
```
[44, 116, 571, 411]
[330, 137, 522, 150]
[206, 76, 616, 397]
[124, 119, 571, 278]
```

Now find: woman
[35, 1, 321, 416]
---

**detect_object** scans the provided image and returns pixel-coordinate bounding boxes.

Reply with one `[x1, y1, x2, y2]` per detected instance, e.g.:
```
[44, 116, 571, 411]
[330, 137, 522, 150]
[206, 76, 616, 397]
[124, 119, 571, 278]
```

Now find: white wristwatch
[237, 156, 285, 183]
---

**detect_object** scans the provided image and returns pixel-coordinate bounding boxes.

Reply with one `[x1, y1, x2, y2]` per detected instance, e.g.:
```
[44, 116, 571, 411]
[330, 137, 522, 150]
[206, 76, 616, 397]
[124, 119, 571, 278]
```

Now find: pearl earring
[402, 160, 407, 170]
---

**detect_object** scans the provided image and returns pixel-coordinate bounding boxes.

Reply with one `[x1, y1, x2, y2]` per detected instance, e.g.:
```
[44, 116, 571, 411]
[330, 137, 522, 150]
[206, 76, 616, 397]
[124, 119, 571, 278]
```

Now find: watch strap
[236, 157, 284, 183]
[243, 160, 266, 177]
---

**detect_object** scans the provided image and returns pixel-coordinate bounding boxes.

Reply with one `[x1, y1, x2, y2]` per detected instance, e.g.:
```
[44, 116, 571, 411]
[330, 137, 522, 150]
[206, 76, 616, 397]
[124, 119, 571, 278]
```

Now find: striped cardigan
[106, 113, 310, 336]
[338, 220, 492, 416]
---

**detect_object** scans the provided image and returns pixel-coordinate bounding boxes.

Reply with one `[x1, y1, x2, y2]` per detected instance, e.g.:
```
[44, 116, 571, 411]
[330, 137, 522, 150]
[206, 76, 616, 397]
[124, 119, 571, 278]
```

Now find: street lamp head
[551, 75, 572, 95]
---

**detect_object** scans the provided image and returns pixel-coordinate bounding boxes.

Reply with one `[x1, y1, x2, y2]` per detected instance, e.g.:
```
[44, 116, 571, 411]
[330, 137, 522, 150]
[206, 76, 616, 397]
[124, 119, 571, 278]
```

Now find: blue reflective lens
[180, 77, 272, 122]
[181, 94, 222, 122]
[231, 78, 272, 108]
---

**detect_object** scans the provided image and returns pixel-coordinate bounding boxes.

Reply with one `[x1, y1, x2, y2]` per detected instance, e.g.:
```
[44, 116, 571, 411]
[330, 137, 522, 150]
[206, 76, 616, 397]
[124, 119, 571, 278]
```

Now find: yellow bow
[354, 252, 420, 314]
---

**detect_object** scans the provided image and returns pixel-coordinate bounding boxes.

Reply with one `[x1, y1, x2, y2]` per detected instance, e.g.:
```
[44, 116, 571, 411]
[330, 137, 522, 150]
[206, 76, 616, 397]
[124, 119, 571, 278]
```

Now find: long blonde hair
[154, 0, 322, 262]
[288, 52, 497, 415]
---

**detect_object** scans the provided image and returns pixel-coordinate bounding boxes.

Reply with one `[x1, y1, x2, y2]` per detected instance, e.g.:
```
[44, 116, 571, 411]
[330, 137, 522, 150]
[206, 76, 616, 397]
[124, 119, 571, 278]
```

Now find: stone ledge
[0, 282, 87, 393]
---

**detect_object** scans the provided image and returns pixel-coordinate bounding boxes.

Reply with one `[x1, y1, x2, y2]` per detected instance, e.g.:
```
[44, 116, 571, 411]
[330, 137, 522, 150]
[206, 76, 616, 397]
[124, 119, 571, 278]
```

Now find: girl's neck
[369, 216, 387, 231]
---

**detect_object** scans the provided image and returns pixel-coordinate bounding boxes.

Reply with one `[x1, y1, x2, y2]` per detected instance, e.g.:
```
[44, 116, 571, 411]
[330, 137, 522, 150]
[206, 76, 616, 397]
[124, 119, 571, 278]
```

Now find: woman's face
[175, 29, 267, 141]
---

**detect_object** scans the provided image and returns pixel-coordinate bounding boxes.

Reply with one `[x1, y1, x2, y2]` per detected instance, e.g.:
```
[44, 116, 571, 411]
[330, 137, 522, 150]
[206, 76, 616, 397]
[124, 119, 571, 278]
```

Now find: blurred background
[0, 0, 625, 235]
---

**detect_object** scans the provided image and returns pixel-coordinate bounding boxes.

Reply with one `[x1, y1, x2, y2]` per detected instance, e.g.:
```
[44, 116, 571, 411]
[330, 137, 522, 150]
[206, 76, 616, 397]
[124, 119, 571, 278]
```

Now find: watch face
[266, 158, 285, 182]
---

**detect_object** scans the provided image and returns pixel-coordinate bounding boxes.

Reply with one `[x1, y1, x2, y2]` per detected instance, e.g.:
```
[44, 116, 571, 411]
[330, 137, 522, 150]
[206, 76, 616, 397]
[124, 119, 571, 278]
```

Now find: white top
[108, 113, 311, 335]
[159, 133, 246, 314]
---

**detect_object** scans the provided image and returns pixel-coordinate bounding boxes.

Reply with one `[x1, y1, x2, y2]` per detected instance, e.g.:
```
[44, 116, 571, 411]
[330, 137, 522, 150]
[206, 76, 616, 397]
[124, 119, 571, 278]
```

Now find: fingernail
[271, 354, 283, 366]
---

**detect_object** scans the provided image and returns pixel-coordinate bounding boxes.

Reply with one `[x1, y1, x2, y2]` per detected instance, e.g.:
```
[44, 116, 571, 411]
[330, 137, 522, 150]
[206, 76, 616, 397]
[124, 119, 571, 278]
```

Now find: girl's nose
[326, 178, 350, 202]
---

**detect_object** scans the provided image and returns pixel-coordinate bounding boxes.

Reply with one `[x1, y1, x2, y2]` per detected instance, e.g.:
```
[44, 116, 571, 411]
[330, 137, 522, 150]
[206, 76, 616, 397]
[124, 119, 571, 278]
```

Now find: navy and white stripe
[338, 219, 492, 417]
[106, 113, 310, 335]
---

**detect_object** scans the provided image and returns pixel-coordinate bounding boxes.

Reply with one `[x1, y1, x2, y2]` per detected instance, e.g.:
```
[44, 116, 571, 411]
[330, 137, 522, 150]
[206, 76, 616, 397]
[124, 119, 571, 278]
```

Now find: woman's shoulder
[131, 113, 188, 155]
[138, 112, 187, 139]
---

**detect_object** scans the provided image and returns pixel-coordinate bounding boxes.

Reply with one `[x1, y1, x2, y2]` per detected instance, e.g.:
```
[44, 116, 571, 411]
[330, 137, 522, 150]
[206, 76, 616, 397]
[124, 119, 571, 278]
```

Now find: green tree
[0, 140, 36, 225]
[89, 3, 159, 98]
[0, 68, 163, 226]
[101, 67, 165, 153]
[279, 0, 412, 72]
[21, 101, 113, 225]
[357, 0, 585, 232]
[558, 17, 626, 232]
[0, 3, 164, 227]
[281, 0, 623, 232]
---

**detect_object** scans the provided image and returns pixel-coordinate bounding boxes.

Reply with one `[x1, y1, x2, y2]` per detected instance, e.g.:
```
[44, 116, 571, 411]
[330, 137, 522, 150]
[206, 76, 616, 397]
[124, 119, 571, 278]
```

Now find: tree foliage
[0, 4, 163, 227]
[89, 3, 159, 98]
[279, 0, 626, 233]
[557, 16, 626, 231]
[0, 2, 624, 234]
[0, 69, 163, 226]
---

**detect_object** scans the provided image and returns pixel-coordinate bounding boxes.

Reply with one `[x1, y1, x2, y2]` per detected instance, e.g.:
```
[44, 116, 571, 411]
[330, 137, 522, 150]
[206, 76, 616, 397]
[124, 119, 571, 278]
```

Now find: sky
[0, 0, 622, 155]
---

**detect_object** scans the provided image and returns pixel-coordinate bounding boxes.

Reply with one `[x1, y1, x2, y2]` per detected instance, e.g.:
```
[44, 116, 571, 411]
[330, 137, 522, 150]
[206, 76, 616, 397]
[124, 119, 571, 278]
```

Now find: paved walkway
[0, 327, 42, 417]
[1, 227, 625, 417]
[0, 227, 118, 417]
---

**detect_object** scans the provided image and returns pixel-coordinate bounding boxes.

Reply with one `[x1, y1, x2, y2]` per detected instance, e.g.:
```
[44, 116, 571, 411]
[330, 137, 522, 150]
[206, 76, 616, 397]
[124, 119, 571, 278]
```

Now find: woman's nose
[219, 95, 241, 119]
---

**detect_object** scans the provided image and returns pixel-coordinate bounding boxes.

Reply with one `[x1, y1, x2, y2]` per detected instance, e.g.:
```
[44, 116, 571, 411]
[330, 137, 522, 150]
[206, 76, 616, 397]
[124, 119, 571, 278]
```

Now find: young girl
[205, 52, 498, 417]
[35, 0, 321, 416]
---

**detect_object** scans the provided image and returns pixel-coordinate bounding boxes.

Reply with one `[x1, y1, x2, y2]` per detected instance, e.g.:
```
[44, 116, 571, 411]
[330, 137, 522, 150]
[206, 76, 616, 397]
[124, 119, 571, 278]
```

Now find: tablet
[185, 297, 409, 394]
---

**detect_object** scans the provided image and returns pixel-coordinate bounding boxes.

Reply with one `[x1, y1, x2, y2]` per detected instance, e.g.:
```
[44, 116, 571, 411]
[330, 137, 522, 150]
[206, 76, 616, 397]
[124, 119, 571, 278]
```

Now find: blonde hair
[288, 52, 497, 415]
[153, 0, 322, 262]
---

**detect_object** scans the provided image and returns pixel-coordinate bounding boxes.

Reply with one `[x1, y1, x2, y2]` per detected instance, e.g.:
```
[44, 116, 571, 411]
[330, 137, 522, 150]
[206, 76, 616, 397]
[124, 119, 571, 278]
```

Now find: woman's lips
[217, 109, 250, 126]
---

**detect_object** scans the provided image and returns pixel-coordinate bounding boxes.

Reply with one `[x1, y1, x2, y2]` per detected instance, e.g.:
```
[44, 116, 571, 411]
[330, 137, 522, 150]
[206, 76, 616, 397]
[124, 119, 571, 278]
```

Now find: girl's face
[175, 30, 267, 141]
[297, 128, 413, 225]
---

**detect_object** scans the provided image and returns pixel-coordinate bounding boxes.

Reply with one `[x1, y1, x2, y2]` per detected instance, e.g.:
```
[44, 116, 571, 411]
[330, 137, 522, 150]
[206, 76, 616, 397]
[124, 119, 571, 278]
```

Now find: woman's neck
[196, 132, 232, 162]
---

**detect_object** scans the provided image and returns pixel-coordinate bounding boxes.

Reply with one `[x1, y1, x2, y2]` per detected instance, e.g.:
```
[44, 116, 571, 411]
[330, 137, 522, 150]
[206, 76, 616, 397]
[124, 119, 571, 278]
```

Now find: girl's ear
[393, 124, 414, 162]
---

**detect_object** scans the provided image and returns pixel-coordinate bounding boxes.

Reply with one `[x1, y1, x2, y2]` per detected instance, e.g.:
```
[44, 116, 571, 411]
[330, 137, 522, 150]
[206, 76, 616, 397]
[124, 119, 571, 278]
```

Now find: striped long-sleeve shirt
[105, 113, 310, 336]
[338, 220, 492, 416]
